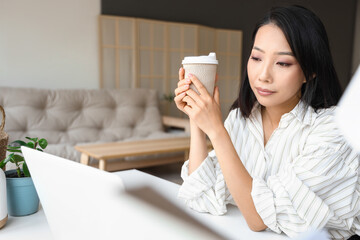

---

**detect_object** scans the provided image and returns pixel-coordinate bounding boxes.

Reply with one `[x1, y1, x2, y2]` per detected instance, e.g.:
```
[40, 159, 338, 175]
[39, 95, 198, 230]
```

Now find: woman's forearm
[188, 119, 208, 174]
[209, 127, 267, 231]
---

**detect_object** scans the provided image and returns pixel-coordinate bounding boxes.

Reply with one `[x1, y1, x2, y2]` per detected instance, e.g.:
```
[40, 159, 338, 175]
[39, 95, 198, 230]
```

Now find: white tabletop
[1, 169, 288, 240]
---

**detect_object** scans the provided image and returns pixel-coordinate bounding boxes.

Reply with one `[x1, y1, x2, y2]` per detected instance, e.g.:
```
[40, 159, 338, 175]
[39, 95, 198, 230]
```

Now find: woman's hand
[181, 73, 224, 140]
[174, 67, 191, 115]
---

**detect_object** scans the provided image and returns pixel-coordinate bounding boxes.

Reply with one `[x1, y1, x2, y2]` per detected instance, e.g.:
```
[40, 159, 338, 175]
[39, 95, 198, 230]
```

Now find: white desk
[1, 170, 288, 240]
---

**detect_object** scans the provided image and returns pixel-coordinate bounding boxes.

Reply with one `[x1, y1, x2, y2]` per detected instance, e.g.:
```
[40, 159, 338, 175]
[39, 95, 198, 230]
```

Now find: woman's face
[247, 23, 306, 110]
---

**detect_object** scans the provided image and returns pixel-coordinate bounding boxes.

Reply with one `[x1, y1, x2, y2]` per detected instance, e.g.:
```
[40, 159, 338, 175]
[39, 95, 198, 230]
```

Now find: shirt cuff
[251, 177, 281, 234]
[178, 157, 216, 200]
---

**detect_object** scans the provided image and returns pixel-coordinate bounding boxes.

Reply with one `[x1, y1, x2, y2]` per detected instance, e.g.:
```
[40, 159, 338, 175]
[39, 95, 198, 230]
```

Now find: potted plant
[162, 93, 176, 116]
[0, 137, 48, 216]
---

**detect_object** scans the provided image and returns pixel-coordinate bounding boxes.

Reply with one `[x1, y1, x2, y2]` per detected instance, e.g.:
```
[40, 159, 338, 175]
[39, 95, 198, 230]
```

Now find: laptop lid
[22, 147, 223, 240]
[336, 65, 360, 152]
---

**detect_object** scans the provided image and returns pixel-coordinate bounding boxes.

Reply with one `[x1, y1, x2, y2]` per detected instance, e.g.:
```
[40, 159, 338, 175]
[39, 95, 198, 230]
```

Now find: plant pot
[5, 170, 39, 216]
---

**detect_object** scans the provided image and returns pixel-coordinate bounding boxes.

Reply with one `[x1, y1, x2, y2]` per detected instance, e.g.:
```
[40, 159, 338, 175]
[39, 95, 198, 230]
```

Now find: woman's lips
[256, 87, 275, 96]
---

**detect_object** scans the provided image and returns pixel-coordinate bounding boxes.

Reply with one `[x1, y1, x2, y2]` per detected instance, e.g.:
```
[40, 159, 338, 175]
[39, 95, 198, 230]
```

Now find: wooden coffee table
[75, 137, 212, 171]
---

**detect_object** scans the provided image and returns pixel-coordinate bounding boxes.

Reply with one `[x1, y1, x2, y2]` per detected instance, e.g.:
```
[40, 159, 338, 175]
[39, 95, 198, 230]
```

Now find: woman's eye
[250, 56, 261, 61]
[277, 62, 291, 67]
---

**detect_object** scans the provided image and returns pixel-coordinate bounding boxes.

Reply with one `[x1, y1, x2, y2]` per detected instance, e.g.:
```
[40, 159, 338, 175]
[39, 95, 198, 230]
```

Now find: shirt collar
[250, 100, 315, 127]
[286, 100, 315, 126]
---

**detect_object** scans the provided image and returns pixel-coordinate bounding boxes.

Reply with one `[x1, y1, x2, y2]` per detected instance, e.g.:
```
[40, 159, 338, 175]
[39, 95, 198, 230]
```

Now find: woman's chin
[255, 97, 276, 108]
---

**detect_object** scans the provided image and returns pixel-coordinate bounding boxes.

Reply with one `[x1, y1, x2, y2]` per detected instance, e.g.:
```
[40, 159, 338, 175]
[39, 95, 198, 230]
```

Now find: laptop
[22, 147, 223, 240]
[336, 65, 360, 152]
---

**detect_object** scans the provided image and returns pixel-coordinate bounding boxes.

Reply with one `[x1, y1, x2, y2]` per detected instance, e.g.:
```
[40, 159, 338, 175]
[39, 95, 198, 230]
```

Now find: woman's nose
[258, 63, 272, 83]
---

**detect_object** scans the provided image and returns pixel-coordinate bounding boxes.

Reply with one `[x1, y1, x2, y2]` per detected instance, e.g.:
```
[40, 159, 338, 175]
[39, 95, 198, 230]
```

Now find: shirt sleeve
[177, 111, 237, 215]
[251, 111, 360, 238]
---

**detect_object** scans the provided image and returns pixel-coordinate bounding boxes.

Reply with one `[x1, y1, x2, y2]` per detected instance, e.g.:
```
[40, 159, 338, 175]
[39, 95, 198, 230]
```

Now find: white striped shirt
[178, 101, 360, 239]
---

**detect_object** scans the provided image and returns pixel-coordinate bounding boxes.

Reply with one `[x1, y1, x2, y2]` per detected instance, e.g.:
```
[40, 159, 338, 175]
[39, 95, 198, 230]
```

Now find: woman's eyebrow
[253, 46, 265, 53]
[253, 46, 294, 56]
[277, 51, 294, 56]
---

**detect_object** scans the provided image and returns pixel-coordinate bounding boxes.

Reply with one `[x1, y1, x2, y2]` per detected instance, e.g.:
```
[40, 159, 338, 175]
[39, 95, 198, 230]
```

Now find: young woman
[174, 5, 360, 239]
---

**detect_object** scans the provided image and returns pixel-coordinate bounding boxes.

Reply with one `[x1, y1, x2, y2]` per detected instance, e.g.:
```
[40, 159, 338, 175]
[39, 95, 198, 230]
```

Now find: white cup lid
[182, 52, 218, 65]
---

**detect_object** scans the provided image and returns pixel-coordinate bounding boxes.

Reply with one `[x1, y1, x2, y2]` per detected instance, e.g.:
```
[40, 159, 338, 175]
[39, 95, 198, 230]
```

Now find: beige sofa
[0, 87, 189, 169]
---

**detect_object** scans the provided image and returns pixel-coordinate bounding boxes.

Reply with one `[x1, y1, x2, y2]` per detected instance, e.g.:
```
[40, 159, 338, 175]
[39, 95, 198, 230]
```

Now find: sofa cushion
[0, 87, 164, 146]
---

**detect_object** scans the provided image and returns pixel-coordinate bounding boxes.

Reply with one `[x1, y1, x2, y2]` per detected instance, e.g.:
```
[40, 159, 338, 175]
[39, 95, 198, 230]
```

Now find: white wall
[0, 0, 100, 89]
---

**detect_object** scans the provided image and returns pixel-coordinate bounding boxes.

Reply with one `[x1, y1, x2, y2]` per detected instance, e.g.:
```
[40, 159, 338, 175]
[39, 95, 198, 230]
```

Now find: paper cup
[182, 53, 218, 96]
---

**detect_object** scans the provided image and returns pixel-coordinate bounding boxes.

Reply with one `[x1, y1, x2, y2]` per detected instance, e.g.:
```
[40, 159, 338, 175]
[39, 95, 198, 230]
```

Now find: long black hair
[231, 5, 342, 118]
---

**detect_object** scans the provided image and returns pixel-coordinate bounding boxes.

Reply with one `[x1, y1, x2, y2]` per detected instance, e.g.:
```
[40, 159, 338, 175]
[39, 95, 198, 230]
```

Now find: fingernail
[179, 67, 182, 72]
[188, 73, 193, 77]
[185, 78, 191, 83]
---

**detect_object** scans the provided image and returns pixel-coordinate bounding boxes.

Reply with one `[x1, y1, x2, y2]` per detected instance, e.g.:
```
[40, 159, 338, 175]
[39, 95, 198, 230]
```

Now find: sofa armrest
[162, 116, 190, 133]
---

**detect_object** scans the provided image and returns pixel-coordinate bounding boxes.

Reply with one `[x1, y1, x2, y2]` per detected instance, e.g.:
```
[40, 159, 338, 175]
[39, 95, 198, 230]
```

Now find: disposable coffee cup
[182, 52, 218, 96]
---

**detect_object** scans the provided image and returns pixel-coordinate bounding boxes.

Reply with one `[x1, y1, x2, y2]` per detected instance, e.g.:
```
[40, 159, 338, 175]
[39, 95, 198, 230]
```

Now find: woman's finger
[177, 77, 191, 88]
[174, 92, 188, 113]
[188, 74, 209, 96]
[182, 95, 197, 109]
[178, 67, 185, 81]
[183, 104, 192, 115]
[174, 92, 186, 103]
[214, 86, 220, 105]
[174, 83, 190, 96]
[185, 88, 203, 106]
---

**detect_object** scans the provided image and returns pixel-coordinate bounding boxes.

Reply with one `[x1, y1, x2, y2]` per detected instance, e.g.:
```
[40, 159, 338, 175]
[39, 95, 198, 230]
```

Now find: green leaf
[26, 142, 35, 149]
[16, 168, 21, 178]
[7, 145, 21, 150]
[0, 154, 12, 168]
[6, 153, 15, 163]
[9, 140, 26, 147]
[163, 93, 176, 102]
[38, 138, 48, 149]
[12, 154, 24, 164]
[23, 162, 30, 177]
[36, 148, 43, 152]
[25, 137, 38, 143]
[6, 149, 22, 153]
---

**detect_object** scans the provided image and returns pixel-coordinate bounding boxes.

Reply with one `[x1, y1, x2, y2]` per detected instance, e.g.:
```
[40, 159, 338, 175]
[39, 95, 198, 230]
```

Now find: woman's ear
[304, 73, 316, 83]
